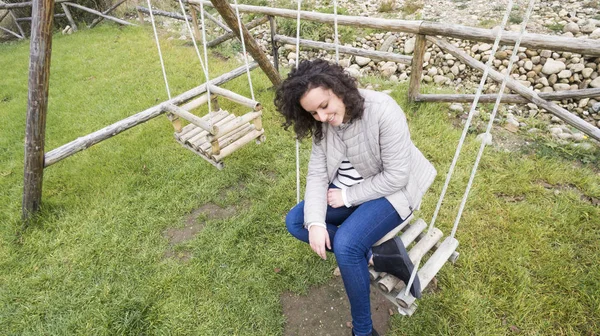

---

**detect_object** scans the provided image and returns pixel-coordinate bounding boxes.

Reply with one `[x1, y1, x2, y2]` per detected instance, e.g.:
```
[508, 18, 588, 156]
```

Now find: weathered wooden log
[396, 236, 459, 308]
[0, 1, 32, 9]
[0, 8, 10, 22]
[430, 36, 600, 142]
[180, 93, 210, 111]
[201, 8, 230, 32]
[415, 88, 600, 103]
[207, 84, 261, 111]
[273, 34, 412, 64]
[202, 123, 253, 153]
[23, 0, 55, 222]
[408, 34, 427, 102]
[164, 104, 216, 134]
[16, 13, 66, 22]
[89, 0, 127, 28]
[64, 2, 135, 26]
[206, 0, 281, 86]
[0, 25, 22, 39]
[420, 21, 600, 57]
[194, 0, 421, 34]
[207, 15, 268, 48]
[135, 5, 191, 21]
[209, 111, 262, 139]
[196, 1, 600, 57]
[0, 0, 63, 8]
[188, 5, 201, 41]
[44, 62, 258, 167]
[178, 110, 229, 142]
[188, 113, 235, 147]
[60, 3, 77, 31]
[212, 128, 264, 161]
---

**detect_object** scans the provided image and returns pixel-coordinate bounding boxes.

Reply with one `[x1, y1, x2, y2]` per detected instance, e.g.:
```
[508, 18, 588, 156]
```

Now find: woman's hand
[308, 225, 331, 260]
[327, 188, 344, 208]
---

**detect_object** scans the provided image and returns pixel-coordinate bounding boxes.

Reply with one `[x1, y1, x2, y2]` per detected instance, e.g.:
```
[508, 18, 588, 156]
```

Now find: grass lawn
[1, 24, 599, 335]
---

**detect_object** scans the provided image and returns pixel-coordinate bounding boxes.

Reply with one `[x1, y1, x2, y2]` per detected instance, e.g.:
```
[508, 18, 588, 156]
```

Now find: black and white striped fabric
[332, 158, 364, 189]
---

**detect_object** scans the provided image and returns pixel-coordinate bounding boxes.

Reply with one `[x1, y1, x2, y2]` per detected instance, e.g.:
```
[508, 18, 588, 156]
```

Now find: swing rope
[175, 0, 213, 116]
[427, 0, 515, 234]
[295, 0, 302, 203]
[403, 0, 536, 296]
[146, 0, 172, 100]
[450, 0, 536, 239]
[233, 0, 256, 101]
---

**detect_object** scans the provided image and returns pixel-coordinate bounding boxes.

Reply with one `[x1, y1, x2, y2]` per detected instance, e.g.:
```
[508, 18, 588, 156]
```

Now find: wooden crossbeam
[207, 15, 268, 47]
[273, 34, 412, 64]
[64, 2, 135, 26]
[207, 84, 261, 111]
[416, 88, 600, 104]
[44, 62, 258, 167]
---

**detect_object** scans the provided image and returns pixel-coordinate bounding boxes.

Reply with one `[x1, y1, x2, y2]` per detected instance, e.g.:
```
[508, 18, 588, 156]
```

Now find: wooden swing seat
[368, 217, 460, 316]
[173, 108, 264, 170]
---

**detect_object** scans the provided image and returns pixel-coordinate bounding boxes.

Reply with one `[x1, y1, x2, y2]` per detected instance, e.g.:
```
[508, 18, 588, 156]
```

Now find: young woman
[275, 59, 436, 336]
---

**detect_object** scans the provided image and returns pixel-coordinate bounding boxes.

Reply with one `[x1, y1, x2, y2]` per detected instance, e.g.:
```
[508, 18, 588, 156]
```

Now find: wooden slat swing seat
[170, 85, 265, 169]
[147, 0, 264, 169]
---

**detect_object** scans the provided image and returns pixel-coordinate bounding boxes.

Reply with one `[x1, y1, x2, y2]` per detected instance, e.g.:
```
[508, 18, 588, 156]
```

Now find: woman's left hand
[327, 189, 344, 208]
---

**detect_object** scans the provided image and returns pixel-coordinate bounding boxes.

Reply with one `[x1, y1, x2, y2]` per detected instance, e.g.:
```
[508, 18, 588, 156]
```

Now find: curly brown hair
[274, 59, 365, 143]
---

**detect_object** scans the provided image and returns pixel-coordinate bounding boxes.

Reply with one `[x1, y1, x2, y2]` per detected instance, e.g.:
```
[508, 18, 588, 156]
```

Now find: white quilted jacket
[304, 89, 437, 225]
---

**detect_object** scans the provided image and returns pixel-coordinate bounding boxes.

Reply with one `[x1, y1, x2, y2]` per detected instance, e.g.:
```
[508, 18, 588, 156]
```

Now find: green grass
[1, 25, 600, 335]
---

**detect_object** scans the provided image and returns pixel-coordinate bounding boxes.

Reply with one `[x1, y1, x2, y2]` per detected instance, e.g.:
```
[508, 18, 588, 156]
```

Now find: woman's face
[299, 86, 346, 127]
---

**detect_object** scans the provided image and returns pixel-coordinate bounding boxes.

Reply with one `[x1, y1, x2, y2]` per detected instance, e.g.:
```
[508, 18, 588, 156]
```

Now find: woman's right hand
[308, 225, 331, 260]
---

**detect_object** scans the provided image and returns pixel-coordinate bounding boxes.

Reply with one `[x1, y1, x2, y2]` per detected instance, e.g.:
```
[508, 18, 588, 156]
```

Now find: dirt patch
[537, 180, 600, 206]
[495, 192, 526, 203]
[281, 276, 395, 336]
[163, 203, 237, 261]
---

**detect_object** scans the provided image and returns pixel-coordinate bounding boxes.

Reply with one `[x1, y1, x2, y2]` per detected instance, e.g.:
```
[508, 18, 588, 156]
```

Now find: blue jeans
[286, 196, 408, 336]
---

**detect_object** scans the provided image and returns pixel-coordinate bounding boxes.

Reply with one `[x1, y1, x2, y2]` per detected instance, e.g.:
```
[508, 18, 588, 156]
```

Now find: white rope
[295, 0, 302, 203]
[427, 0, 514, 234]
[450, 0, 536, 239]
[233, 0, 256, 101]
[333, 0, 339, 64]
[176, 0, 208, 78]
[198, 2, 213, 116]
[146, 0, 171, 100]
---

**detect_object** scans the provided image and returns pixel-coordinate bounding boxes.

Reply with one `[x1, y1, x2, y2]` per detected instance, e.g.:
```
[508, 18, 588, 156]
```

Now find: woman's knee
[333, 228, 367, 261]
[285, 202, 305, 237]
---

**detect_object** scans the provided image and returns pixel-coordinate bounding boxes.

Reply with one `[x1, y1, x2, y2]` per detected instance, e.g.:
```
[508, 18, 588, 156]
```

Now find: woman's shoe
[372, 237, 421, 298]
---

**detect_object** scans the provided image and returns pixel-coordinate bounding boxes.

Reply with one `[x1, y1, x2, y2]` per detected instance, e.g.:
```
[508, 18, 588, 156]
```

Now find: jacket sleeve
[345, 98, 412, 206]
[303, 136, 329, 226]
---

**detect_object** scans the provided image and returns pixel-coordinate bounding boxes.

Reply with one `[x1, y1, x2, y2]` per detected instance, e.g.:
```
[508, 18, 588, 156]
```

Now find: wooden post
[211, 94, 219, 112]
[22, 0, 55, 222]
[268, 16, 279, 73]
[60, 3, 77, 31]
[208, 0, 281, 86]
[134, 0, 144, 24]
[408, 34, 427, 102]
[189, 4, 202, 41]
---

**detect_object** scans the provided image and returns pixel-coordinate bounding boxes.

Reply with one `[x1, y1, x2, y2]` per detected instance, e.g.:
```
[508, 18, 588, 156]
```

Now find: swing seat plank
[174, 109, 264, 169]
[366, 219, 459, 316]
